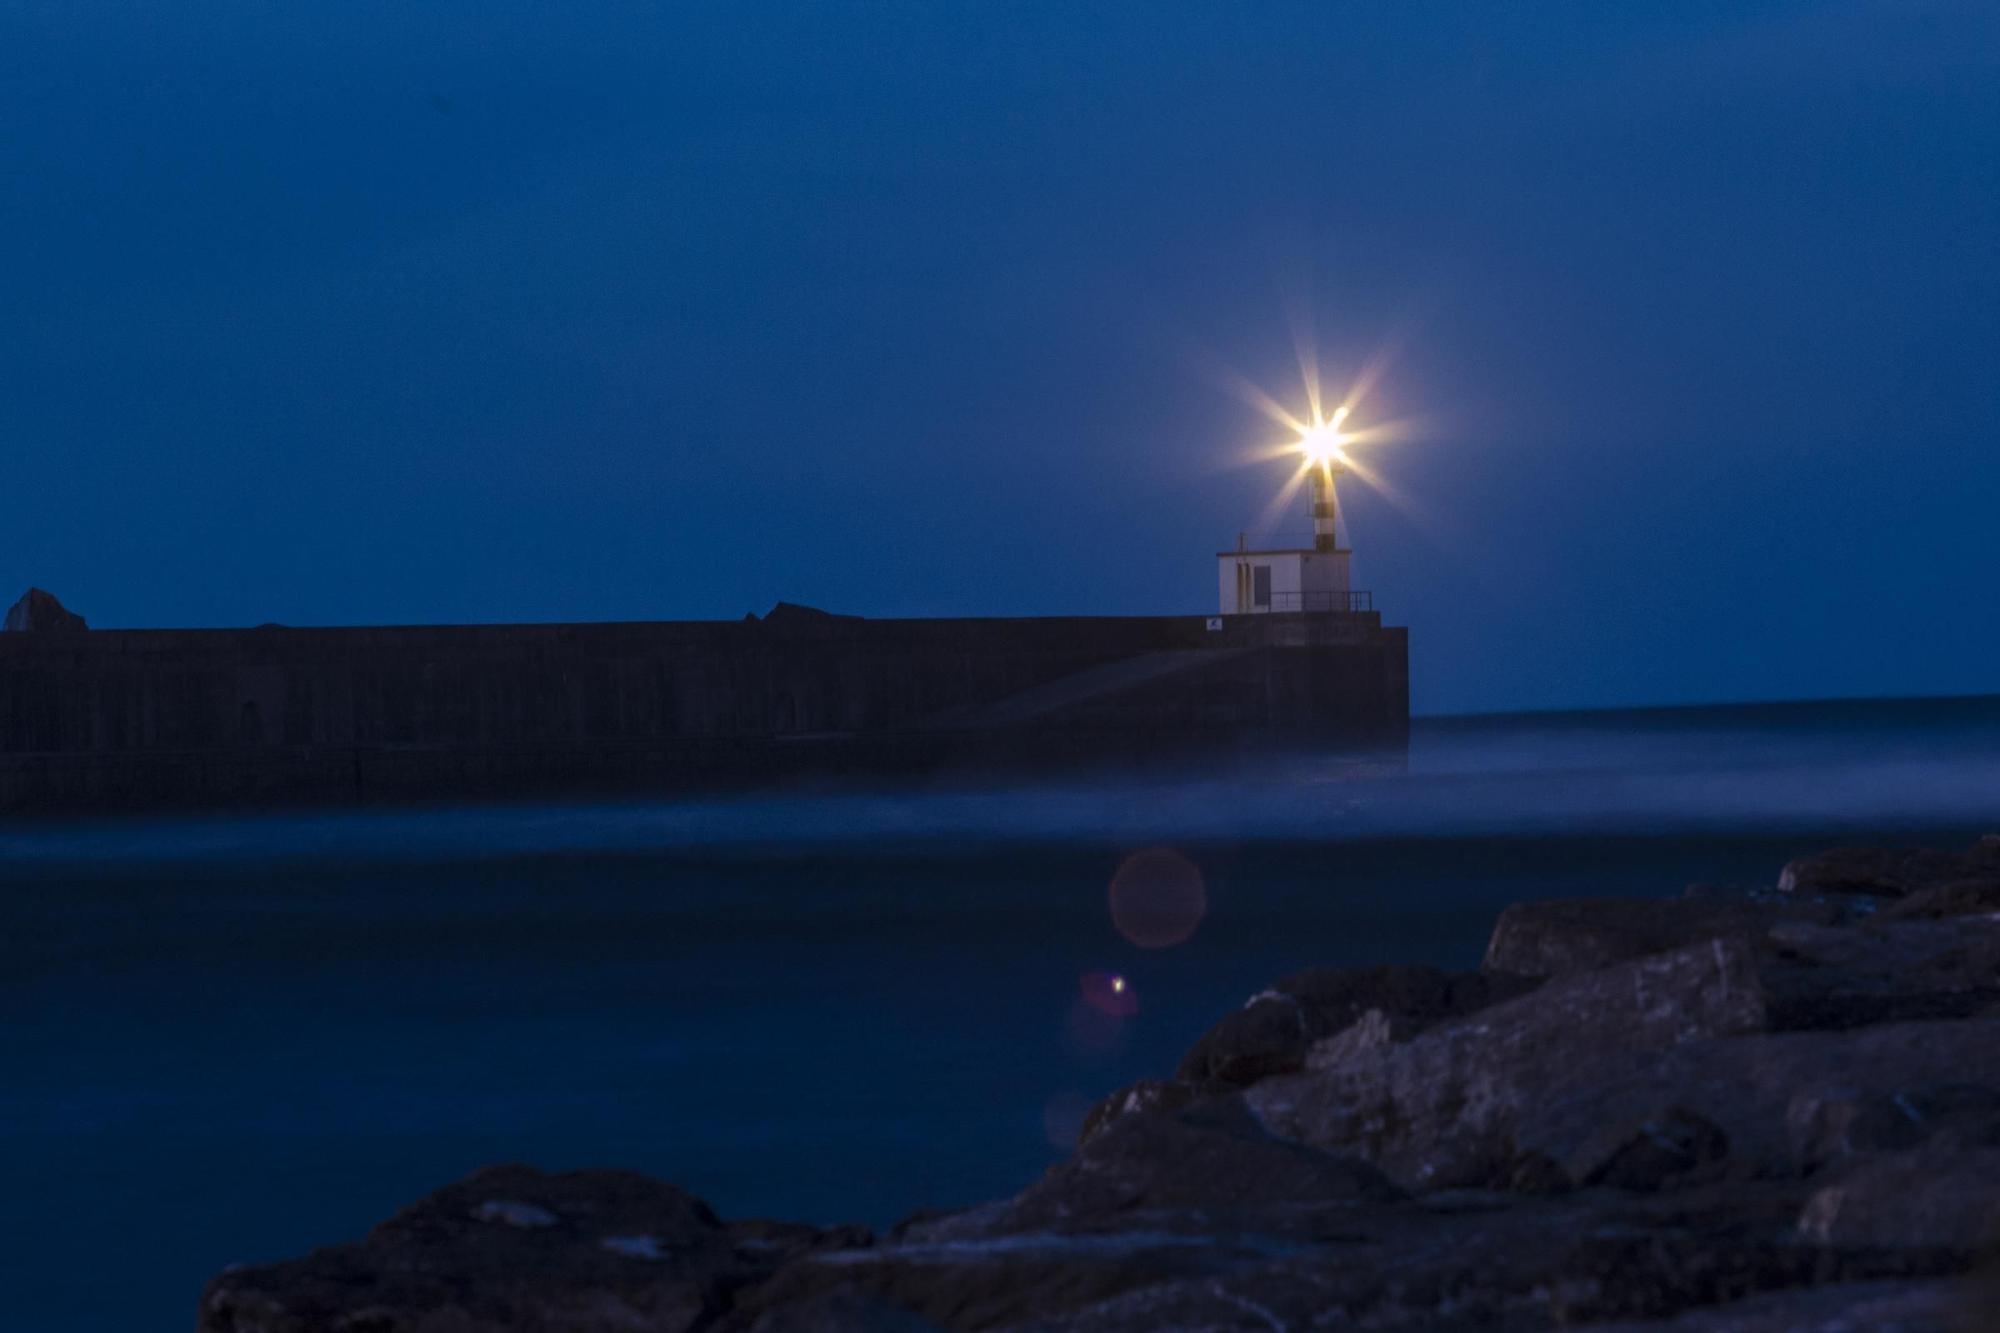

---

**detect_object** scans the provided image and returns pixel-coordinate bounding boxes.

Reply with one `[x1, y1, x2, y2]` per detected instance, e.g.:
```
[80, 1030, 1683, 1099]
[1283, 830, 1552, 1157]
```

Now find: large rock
[1245, 938, 1770, 1190]
[1074, 1079, 1197, 1147]
[1563, 1105, 1734, 1191]
[1798, 1148, 2000, 1250]
[1778, 843, 1998, 899]
[727, 1217, 874, 1267]
[984, 1180, 1965, 1332]
[1514, 1020, 2000, 1187]
[2, 587, 86, 632]
[1758, 916, 2000, 1031]
[1787, 1081, 2000, 1168]
[1557, 1279, 1964, 1332]
[1175, 964, 1536, 1089]
[1883, 876, 2000, 921]
[998, 1099, 1398, 1234]
[1483, 895, 1842, 978]
[1256, 922, 2000, 1189]
[735, 1228, 1286, 1333]
[1077, 965, 1538, 1153]
[745, 1287, 944, 1332]
[736, 1104, 1399, 1330]
[199, 1165, 766, 1333]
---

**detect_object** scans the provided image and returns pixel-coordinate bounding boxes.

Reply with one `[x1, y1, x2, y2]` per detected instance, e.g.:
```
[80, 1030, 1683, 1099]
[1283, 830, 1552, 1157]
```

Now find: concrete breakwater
[0, 601, 1407, 811]
[197, 838, 2000, 1332]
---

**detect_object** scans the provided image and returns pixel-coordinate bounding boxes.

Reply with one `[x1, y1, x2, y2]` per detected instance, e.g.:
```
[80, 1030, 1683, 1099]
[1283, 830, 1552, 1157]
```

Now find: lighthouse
[1217, 410, 1366, 615]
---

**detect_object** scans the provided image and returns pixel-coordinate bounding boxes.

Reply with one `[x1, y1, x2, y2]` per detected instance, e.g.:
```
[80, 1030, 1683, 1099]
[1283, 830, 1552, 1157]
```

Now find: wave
[2, 696, 1994, 870]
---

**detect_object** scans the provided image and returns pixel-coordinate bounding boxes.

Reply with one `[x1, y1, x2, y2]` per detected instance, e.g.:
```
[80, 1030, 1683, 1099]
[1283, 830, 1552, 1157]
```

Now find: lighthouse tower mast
[1216, 402, 1360, 616]
[1215, 405, 1364, 615]
[1309, 462, 1345, 554]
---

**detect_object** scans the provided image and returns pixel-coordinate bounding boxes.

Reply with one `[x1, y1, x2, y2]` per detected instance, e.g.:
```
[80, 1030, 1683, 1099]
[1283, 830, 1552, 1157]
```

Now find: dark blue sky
[3, 2, 1994, 713]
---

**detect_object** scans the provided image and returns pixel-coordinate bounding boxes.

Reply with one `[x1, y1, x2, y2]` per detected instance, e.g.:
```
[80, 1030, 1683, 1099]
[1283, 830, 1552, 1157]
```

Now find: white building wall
[1299, 551, 1352, 597]
[1217, 549, 1352, 614]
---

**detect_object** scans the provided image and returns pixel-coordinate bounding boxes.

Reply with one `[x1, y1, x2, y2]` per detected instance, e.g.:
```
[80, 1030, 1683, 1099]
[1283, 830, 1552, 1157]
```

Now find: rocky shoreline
[199, 839, 2000, 1332]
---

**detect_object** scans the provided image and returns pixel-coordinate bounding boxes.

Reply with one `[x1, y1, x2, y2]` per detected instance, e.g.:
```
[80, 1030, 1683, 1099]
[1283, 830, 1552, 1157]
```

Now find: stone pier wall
[0, 610, 1408, 811]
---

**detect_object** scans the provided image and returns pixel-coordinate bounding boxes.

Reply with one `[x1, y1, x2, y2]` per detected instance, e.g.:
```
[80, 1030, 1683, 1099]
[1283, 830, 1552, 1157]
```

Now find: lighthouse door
[1252, 565, 1272, 610]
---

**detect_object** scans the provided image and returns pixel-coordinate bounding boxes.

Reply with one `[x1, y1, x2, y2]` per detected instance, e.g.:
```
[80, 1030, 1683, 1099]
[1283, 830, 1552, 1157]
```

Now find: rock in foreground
[199, 839, 2000, 1332]
[200, 1165, 867, 1333]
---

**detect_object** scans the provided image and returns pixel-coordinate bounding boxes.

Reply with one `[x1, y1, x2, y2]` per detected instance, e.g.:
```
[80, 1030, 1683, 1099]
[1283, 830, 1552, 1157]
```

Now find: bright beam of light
[1295, 404, 1352, 467]
[1241, 375, 1423, 546]
[1285, 295, 1323, 427]
[1211, 365, 1308, 438]
[1337, 448, 1452, 547]
[1249, 464, 1314, 536]
[1187, 299, 1436, 545]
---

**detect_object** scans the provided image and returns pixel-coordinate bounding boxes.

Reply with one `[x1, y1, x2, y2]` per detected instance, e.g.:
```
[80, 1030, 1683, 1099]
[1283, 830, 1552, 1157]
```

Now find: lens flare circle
[1107, 847, 1207, 949]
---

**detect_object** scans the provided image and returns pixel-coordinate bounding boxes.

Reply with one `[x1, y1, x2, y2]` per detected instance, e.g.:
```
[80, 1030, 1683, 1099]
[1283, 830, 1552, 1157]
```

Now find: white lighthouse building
[1217, 461, 1363, 615]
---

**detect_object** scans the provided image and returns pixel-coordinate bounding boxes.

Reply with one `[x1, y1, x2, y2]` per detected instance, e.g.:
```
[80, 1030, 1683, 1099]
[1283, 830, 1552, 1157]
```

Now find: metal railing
[1265, 590, 1373, 613]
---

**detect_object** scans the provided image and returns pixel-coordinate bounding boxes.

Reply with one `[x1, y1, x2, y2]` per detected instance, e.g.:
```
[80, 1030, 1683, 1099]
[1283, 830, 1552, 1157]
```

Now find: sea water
[4, 695, 1997, 1329]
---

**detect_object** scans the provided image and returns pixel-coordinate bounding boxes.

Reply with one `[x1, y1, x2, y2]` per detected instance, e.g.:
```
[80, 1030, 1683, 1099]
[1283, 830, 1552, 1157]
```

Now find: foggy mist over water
[5, 697, 1997, 869]
[4, 696, 1998, 1331]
